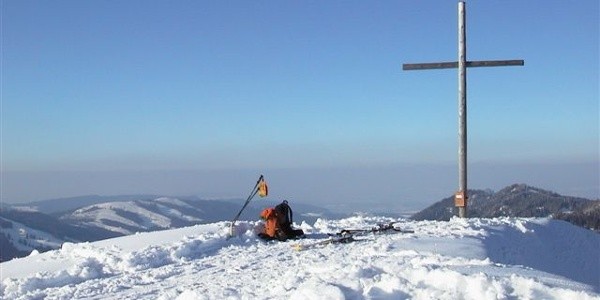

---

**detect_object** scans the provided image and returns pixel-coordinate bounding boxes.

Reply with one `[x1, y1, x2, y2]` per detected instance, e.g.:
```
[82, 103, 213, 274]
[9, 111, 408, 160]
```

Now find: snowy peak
[23, 194, 160, 214]
[63, 198, 204, 235]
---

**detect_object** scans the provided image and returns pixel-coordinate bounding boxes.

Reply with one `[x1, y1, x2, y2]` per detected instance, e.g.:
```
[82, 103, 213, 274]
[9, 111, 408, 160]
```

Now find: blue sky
[2, 1, 598, 206]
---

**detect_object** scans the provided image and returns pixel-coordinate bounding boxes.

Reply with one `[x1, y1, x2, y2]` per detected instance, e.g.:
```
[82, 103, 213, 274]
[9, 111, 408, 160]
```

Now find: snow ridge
[64, 198, 203, 235]
[1, 216, 599, 300]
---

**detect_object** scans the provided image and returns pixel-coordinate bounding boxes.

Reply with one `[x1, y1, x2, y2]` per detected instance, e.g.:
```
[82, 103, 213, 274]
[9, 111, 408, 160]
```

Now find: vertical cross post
[457, 1, 467, 218]
[402, 2, 524, 218]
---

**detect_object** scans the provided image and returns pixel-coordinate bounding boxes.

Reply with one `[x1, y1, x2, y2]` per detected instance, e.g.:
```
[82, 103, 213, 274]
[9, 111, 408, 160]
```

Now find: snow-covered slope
[0, 217, 65, 254]
[0, 207, 124, 262]
[1, 216, 599, 300]
[62, 198, 206, 235]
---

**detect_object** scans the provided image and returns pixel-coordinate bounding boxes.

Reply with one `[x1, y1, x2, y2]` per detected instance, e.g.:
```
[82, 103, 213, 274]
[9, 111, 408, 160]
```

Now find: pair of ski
[336, 222, 414, 237]
[292, 222, 414, 251]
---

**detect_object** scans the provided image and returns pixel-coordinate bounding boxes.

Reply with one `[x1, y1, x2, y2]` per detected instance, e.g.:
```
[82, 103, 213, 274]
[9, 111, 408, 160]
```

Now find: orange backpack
[260, 207, 279, 238]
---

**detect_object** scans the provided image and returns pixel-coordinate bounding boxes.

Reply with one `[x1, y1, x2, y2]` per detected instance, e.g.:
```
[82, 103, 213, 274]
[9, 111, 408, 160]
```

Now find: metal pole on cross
[402, 2, 524, 218]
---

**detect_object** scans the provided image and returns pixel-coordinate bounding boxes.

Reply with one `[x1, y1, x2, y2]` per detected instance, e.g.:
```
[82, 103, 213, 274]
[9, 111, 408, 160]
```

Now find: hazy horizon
[2, 161, 598, 212]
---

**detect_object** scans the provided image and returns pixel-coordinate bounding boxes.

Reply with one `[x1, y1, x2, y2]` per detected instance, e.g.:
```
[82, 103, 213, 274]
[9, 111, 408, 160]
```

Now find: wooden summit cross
[403, 2, 524, 218]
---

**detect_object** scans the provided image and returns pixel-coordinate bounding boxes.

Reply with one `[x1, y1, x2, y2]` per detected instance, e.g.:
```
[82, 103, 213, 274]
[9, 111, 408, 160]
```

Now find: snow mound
[1, 216, 598, 300]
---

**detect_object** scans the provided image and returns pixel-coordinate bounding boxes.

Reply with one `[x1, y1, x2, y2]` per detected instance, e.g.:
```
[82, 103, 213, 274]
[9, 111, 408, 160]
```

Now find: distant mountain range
[411, 183, 600, 230]
[2, 184, 598, 262]
[0, 196, 342, 262]
[20, 194, 162, 215]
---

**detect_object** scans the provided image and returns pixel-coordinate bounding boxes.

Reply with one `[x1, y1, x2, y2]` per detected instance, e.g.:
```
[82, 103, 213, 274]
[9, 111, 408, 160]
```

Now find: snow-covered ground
[1, 216, 599, 300]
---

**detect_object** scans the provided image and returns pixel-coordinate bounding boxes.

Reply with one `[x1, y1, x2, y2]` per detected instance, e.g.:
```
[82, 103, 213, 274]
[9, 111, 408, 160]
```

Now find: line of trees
[554, 210, 600, 231]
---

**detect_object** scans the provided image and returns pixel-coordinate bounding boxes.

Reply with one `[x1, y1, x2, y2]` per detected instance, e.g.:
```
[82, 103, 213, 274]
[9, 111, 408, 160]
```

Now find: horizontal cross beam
[402, 59, 524, 71]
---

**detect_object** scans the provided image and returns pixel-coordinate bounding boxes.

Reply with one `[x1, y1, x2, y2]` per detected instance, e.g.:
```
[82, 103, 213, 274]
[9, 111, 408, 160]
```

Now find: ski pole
[228, 175, 265, 237]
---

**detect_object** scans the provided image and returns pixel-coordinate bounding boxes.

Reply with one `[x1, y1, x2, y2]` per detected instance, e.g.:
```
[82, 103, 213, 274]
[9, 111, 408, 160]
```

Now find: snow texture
[1, 216, 599, 300]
